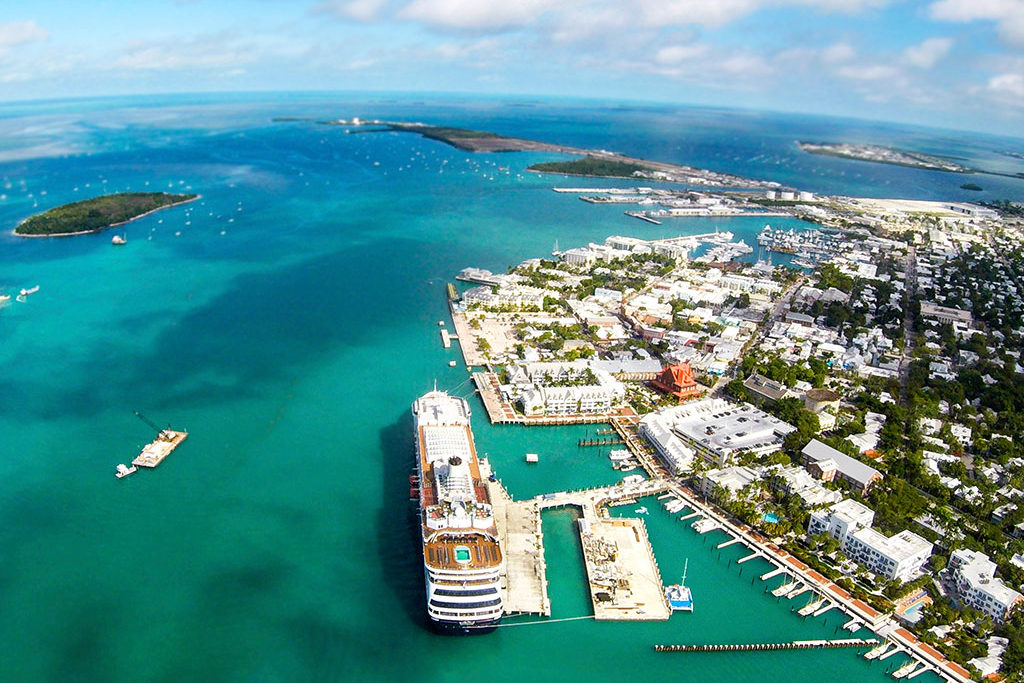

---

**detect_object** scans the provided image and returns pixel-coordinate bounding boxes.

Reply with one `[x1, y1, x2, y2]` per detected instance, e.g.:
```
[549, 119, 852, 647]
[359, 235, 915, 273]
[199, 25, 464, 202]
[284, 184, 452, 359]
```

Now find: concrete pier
[536, 478, 672, 621]
[482, 461, 550, 617]
[737, 551, 761, 564]
[761, 567, 786, 581]
[717, 538, 742, 549]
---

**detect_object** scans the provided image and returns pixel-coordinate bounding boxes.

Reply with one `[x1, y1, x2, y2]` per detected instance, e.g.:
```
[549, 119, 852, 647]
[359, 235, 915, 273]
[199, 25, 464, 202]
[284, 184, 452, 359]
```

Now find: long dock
[481, 460, 550, 617]
[131, 430, 188, 468]
[654, 638, 878, 653]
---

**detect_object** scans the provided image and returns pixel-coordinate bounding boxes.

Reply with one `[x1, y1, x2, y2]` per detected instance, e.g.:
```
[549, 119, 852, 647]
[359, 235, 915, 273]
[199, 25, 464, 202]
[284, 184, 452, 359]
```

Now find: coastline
[13, 194, 201, 238]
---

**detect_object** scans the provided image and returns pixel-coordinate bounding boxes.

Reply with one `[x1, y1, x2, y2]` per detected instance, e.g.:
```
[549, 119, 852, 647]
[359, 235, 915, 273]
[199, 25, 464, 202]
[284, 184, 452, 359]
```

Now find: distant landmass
[15, 192, 198, 237]
[798, 141, 971, 173]
[305, 118, 778, 189]
[799, 141, 1024, 180]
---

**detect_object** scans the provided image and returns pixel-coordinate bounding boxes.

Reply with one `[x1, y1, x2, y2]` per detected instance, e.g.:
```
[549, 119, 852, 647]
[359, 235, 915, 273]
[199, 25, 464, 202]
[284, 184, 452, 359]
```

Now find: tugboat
[665, 559, 693, 612]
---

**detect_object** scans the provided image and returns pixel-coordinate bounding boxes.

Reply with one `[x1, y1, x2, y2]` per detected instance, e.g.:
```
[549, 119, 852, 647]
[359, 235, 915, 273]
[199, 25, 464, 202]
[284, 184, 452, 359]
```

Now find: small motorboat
[112, 234, 126, 245]
[115, 463, 137, 479]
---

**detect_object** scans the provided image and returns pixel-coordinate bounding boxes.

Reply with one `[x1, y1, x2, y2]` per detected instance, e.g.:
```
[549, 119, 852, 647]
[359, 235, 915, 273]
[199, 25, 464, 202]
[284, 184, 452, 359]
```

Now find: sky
[2, 0, 1024, 136]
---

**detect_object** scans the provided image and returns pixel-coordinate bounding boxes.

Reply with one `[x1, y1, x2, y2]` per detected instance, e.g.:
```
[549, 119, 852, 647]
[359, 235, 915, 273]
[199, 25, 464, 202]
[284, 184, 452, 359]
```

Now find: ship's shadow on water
[377, 411, 431, 631]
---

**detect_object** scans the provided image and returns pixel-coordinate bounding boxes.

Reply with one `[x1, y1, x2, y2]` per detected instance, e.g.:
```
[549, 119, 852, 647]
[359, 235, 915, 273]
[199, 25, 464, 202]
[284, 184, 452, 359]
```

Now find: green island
[527, 155, 649, 178]
[15, 192, 198, 237]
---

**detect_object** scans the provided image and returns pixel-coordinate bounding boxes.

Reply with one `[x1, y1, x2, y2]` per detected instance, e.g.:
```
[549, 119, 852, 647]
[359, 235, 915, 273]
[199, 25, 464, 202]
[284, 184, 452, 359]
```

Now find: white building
[639, 415, 695, 474]
[701, 465, 762, 499]
[808, 499, 932, 583]
[770, 465, 843, 508]
[640, 398, 795, 466]
[947, 549, 1024, 623]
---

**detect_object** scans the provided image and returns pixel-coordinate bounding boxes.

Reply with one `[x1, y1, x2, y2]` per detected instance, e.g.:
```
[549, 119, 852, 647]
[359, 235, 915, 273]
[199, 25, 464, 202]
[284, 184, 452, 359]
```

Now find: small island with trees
[527, 156, 649, 178]
[14, 192, 198, 237]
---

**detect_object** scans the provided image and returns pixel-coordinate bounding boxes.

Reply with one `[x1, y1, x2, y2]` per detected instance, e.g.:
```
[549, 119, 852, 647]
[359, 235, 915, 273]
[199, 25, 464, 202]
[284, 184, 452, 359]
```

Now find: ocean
[1, 92, 1022, 683]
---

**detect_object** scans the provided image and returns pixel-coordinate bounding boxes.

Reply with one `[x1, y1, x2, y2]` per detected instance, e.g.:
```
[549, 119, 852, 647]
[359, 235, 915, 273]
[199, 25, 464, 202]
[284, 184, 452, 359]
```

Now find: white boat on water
[112, 234, 126, 245]
[115, 463, 137, 479]
[665, 559, 693, 611]
[634, 506, 648, 514]
[16, 285, 39, 302]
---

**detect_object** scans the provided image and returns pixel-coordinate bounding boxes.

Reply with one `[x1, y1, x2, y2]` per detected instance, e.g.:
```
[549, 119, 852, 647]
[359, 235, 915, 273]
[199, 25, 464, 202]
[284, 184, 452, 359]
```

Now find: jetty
[578, 437, 625, 447]
[654, 638, 877, 653]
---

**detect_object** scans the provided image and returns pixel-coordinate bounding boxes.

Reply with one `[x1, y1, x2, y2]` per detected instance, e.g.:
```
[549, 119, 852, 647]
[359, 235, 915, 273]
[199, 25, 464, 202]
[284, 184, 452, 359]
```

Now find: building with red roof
[651, 362, 700, 401]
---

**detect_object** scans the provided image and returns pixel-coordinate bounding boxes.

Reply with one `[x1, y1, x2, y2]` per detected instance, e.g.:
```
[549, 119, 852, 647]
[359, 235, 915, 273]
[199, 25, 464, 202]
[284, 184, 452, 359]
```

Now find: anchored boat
[665, 559, 694, 612]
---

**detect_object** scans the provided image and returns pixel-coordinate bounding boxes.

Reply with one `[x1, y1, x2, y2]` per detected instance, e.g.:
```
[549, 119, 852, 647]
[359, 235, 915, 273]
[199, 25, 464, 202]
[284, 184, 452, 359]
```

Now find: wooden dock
[131, 430, 188, 468]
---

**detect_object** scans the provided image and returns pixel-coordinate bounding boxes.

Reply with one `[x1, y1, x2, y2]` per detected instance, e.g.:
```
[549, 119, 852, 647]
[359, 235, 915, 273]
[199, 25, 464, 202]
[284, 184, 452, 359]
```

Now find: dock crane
[134, 411, 173, 440]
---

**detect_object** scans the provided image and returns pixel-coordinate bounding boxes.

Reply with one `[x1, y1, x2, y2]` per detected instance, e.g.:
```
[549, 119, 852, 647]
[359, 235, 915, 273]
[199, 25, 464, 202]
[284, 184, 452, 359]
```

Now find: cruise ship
[412, 390, 504, 634]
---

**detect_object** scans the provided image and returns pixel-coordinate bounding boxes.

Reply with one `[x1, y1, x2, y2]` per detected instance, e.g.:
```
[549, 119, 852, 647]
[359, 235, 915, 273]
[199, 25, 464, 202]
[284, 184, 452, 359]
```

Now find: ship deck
[424, 534, 502, 571]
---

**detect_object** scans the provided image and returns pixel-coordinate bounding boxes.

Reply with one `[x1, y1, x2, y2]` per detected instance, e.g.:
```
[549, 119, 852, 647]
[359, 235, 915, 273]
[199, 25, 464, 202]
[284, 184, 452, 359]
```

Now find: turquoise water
[1, 93, 1014, 682]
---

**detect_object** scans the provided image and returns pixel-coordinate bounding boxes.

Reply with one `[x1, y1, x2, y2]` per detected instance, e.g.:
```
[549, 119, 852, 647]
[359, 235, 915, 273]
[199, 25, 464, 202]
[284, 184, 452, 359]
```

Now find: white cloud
[113, 33, 301, 71]
[989, 71, 1024, 97]
[902, 37, 952, 68]
[837, 63, 901, 81]
[822, 42, 856, 63]
[398, 0, 554, 30]
[314, 0, 389, 22]
[930, 0, 1024, 46]
[654, 44, 709, 65]
[0, 21, 48, 57]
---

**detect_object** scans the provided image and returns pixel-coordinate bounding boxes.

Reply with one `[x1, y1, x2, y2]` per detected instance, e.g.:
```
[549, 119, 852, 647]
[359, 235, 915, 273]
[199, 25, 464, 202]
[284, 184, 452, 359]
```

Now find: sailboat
[665, 559, 693, 612]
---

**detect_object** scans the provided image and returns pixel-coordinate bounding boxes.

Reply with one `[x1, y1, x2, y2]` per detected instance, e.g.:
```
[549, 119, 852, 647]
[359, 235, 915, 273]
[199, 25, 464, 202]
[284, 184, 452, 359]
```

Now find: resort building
[946, 549, 1024, 623]
[701, 465, 762, 499]
[769, 465, 843, 508]
[801, 439, 882, 494]
[808, 499, 933, 583]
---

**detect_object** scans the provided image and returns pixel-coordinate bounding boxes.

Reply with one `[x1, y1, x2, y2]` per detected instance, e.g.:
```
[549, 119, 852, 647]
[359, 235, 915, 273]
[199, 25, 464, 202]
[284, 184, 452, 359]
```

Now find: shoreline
[13, 194, 201, 239]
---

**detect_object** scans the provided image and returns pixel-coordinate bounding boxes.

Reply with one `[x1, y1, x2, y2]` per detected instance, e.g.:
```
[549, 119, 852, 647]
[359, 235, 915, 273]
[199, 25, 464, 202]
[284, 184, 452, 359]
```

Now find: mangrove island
[15, 192, 198, 237]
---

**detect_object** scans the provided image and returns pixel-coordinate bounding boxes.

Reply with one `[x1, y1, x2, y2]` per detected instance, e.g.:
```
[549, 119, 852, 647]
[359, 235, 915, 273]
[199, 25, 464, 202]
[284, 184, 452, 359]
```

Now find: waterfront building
[808, 499, 932, 583]
[640, 398, 795, 467]
[651, 362, 700, 401]
[801, 439, 882, 494]
[638, 414, 695, 474]
[946, 549, 1024, 623]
